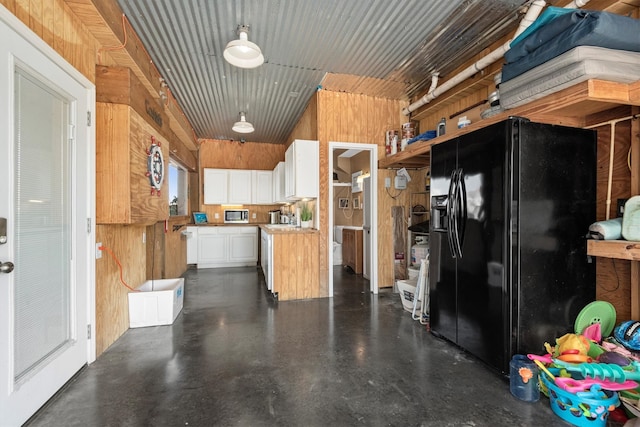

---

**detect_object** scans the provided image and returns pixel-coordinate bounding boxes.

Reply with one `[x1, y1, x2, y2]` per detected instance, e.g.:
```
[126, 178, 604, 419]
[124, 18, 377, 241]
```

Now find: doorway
[0, 6, 96, 425]
[328, 142, 378, 297]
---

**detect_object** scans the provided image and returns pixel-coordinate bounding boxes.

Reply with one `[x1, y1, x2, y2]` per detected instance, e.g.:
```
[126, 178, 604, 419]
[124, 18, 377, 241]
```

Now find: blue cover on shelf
[407, 130, 437, 145]
[503, 9, 640, 83]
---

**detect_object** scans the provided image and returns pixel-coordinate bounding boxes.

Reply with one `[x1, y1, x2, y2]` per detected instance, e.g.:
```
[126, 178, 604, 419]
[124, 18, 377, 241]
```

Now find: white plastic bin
[128, 278, 184, 328]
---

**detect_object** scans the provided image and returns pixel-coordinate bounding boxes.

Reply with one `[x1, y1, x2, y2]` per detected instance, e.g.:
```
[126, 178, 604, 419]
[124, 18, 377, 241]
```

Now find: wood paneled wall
[199, 139, 286, 170]
[593, 116, 633, 320]
[1, 0, 98, 81]
[95, 224, 147, 355]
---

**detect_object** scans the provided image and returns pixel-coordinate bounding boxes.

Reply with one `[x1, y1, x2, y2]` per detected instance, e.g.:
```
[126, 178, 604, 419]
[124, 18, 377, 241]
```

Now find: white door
[0, 8, 95, 426]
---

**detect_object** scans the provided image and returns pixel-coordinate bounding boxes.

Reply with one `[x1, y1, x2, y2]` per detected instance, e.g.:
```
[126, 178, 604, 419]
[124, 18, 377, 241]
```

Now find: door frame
[328, 142, 378, 296]
[0, 2, 96, 365]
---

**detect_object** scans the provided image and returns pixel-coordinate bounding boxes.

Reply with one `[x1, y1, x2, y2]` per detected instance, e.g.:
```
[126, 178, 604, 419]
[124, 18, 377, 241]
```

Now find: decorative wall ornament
[146, 135, 164, 196]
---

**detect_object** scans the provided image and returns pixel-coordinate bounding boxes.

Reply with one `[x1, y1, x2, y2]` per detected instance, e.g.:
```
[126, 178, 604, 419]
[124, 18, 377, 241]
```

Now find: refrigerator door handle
[455, 168, 467, 258]
[446, 170, 457, 258]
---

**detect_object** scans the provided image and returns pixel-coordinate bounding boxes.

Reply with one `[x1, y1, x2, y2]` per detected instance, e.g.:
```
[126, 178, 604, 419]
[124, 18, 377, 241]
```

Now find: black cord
[385, 186, 403, 200]
[599, 257, 621, 293]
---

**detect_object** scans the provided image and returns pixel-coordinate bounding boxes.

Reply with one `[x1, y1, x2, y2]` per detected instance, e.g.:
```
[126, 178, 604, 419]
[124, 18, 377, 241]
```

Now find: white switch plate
[214, 213, 220, 219]
[96, 243, 102, 259]
[142, 232, 146, 243]
[385, 177, 391, 188]
[252, 213, 256, 219]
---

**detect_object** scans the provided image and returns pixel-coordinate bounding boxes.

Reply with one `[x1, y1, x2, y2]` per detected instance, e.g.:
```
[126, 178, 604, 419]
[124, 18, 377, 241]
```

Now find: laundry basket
[540, 374, 619, 427]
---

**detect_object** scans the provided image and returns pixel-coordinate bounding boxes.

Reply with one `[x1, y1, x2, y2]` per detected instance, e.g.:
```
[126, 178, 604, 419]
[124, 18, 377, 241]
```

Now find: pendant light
[232, 112, 255, 134]
[224, 25, 264, 69]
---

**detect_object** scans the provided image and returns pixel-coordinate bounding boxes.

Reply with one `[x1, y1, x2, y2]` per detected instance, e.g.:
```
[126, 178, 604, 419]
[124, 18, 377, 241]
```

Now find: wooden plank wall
[593, 118, 633, 320]
[95, 224, 146, 355]
[0, 0, 98, 81]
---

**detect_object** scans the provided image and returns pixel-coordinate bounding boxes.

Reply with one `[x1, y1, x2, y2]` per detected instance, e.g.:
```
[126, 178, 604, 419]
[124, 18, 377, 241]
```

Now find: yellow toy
[545, 333, 592, 363]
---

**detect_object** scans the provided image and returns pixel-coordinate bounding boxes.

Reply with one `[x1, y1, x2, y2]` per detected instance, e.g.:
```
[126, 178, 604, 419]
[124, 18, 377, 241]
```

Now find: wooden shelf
[380, 79, 640, 169]
[587, 240, 640, 261]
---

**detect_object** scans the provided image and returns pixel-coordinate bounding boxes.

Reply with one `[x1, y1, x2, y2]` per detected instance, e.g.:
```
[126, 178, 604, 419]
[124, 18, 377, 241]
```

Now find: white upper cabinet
[204, 168, 274, 205]
[273, 162, 286, 203]
[228, 169, 252, 204]
[252, 170, 273, 204]
[285, 139, 319, 200]
[203, 168, 228, 204]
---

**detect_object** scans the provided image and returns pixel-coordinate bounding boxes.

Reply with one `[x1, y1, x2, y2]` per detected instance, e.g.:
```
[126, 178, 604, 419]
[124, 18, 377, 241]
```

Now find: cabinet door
[229, 232, 258, 262]
[284, 145, 294, 199]
[343, 229, 353, 267]
[186, 226, 199, 264]
[253, 170, 273, 204]
[285, 139, 319, 200]
[273, 162, 286, 203]
[198, 232, 227, 264]
[228, 170, 252, 204]
[293, 139, 319, 199]
[203, 168, 228, 204]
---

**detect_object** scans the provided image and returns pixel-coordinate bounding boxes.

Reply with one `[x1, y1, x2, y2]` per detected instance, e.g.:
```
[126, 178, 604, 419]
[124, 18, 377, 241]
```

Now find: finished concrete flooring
[26, 266, 571, 426]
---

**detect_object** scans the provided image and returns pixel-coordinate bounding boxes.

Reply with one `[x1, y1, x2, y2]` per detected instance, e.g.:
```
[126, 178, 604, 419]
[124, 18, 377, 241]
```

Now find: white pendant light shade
[232, 112, 255, 134]
[224, 25, 264, 69]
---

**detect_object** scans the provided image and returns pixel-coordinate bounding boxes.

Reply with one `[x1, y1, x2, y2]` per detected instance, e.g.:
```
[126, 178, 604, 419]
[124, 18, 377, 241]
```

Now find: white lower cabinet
[196, 226, 258, 268]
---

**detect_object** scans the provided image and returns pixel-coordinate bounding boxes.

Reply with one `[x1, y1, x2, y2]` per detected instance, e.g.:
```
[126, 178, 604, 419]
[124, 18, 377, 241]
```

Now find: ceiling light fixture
[224, 25, 264, 69]
[232, 112, 255, 134]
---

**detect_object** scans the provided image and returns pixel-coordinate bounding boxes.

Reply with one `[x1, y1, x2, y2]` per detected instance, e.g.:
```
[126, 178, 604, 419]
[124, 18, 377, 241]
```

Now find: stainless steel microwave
[224, 209, 249, 223]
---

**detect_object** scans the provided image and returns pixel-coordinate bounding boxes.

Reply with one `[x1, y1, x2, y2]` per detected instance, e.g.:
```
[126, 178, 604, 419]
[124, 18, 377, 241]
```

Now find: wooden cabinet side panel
[355, 229, 363, 274]
[96, 103, 131, 223]
[129, 109, 170, 223]
[298, 233, 319, 299]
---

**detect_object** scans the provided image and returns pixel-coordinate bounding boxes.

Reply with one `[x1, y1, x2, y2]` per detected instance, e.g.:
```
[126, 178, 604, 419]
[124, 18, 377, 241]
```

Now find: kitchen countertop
[188, 223, 264, 227]
[260, 224, 319, 234]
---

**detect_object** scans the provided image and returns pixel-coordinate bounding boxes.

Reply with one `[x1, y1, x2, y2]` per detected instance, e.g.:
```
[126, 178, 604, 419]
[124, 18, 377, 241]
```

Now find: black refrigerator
[429, 117, 596, 374]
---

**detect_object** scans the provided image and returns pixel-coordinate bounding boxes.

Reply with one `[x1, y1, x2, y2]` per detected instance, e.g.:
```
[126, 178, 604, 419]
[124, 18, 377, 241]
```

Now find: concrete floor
[25, 266, 571, 426]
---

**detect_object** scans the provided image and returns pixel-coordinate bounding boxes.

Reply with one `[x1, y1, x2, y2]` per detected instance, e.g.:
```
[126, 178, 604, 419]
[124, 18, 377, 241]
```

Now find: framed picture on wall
[193, 212, 208, 224]
[353, 197, 360, 209]
[339, 198, 349, 209]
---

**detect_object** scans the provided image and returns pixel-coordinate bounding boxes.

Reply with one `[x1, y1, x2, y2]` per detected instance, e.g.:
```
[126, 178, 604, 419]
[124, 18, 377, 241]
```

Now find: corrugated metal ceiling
[117, 0, 531, 143]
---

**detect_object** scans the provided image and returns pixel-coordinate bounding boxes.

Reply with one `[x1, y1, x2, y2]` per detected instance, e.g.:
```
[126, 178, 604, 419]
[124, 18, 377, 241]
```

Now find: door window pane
[13, 68, 71, 382]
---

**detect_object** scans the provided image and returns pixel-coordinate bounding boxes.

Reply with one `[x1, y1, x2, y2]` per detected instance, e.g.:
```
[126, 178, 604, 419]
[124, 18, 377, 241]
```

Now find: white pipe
[565, 0, 590, 8]
[403, 0, 591, 115]
[428, 72, 439, 94]
[586, 114, 638, 220]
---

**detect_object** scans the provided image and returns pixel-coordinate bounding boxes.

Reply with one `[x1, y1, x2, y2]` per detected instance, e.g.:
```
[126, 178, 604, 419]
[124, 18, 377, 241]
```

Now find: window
[168, 159, 188, 216]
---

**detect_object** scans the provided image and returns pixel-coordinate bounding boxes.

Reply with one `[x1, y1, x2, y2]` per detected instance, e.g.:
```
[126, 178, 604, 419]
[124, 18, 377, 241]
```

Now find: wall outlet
[252, 212, 256, 219]
[385, 177, 391, 188]
[96, 243, 102, 259]
[214, 213, 220, 219]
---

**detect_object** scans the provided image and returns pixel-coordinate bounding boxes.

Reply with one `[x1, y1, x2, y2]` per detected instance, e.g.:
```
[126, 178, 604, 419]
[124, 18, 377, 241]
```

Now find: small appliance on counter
[224, 209, 249, 223]
[269, 210, 280, 224]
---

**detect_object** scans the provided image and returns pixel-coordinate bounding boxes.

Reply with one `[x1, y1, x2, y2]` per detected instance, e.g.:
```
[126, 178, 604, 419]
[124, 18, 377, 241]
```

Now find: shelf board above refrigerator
[380, 79, 640, 169]
[587, 240, 640, 261]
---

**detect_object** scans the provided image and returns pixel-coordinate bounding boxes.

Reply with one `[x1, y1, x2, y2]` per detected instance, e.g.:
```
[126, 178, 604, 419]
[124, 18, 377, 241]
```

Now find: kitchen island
[260, 225, 320, 301]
